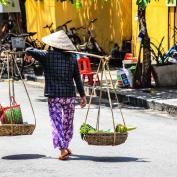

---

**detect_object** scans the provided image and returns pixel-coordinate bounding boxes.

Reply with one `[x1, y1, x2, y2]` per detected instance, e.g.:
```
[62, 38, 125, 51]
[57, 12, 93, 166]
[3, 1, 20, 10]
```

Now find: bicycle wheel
[13, 57, 24, 79]
[0, 48, 9, 79]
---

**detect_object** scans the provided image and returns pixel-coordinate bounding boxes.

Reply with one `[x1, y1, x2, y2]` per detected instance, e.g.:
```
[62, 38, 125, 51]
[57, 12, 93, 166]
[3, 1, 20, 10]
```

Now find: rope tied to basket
[0, 51, 36, 136]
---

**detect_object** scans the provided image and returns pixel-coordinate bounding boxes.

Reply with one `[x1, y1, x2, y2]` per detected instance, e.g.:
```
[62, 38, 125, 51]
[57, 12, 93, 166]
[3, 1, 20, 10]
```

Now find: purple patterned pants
[48, 97, 76, 149]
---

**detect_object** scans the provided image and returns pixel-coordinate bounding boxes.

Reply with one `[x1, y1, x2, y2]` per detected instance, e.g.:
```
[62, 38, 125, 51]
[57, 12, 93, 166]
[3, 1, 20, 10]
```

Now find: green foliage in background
[0, 0, 9, 5]
[60, 0, 111, 9]
[60, 0, 173, 10]
[136, 0, 174, 9]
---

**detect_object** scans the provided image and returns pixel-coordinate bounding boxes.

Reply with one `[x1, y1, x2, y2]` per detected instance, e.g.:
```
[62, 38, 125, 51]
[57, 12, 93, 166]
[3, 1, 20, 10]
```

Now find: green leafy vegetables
[80, 123, 136, 140]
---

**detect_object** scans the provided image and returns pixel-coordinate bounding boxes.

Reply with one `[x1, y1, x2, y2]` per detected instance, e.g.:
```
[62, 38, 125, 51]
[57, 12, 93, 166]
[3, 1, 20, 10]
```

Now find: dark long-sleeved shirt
[25, 48, 85, 98]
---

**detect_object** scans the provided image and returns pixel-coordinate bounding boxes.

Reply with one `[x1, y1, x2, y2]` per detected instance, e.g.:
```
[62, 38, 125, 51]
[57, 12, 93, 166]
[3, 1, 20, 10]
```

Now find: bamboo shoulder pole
[65, 50, 111, 61]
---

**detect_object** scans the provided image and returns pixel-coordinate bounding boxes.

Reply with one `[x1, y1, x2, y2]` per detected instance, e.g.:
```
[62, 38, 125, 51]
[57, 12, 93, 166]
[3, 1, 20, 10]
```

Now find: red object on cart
[124, 53, 133, 60]
[77, 57, 100, 86]
[123, 53, 137, 64]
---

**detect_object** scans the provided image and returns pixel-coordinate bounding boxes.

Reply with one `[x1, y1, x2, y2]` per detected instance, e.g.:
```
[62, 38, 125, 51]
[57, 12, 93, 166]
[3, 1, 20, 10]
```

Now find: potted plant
[151, 37, 177, 87]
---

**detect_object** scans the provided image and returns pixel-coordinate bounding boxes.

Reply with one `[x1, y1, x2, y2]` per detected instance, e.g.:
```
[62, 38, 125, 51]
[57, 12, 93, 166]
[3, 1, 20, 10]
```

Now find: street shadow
[75, 97, 143, 110]
[2, 154, 150, 163]
[2, 154, 46, 160]
[35, 98, 48, 102]
[68, 154, 150, 163]
[118, 104, 146, 110]
[120, 88, 177, 101]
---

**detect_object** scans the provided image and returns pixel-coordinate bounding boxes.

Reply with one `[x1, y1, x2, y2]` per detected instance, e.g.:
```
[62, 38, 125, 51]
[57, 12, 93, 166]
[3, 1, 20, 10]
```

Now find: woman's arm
[25, 47, 48, 64]
[73, 58, 87, 107]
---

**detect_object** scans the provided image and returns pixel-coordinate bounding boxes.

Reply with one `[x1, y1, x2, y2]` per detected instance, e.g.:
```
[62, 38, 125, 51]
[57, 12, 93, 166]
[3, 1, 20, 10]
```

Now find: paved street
[0, 82, 177, 177]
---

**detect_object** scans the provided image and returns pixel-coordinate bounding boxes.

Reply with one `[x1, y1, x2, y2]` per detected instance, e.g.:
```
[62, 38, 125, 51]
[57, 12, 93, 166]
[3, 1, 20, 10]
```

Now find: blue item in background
[162, 44, 177, 63]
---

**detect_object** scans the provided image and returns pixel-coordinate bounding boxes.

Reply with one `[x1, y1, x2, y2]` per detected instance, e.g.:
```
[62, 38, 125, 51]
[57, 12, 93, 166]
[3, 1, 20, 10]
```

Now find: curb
[84, 86, 177, 116]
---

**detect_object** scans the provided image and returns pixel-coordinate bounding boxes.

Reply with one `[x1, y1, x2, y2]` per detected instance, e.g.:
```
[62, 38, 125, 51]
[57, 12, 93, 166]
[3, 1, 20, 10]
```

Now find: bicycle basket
[11, 37, 26, 49]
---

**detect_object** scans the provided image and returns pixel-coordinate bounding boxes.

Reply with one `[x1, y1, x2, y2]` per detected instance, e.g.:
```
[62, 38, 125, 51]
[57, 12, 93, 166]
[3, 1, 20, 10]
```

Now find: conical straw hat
[42, 30, 76, 51]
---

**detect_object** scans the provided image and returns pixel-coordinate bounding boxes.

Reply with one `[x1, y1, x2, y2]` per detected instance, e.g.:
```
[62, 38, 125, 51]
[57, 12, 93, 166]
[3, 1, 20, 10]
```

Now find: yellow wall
[168, 7, 177, 48]
[26, 0, 132, 53]
[132, 0, 170, 56]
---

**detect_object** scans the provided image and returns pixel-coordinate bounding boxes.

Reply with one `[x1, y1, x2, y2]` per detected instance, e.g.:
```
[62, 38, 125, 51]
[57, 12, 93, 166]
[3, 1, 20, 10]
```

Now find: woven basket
[0, 124, 35, 136]
[84, 132, 128, 146]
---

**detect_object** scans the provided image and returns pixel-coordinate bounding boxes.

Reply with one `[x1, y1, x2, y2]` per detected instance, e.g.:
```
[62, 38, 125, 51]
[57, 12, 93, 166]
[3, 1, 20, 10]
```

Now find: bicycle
[43, 22, 54, 33]
[20, 32, 45, 75]
[69, 26, 83, 46]
[43, 20, 72, 34]
[78, 18, 105, 56]
[0, 32, 41, 79]
[43, 20, 83, 47]
[0, 50, 25, 80]
[25, 32, 46, 49]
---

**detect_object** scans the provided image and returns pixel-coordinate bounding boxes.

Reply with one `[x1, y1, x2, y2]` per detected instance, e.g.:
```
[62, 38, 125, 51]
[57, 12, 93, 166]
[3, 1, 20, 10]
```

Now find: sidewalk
[25, 70, 177, 116]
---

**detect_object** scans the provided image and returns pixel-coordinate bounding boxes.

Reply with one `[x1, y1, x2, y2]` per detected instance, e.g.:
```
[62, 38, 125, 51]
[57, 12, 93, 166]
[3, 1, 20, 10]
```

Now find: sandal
[67, 148, 72, 155]
[59, 152, 69, 160]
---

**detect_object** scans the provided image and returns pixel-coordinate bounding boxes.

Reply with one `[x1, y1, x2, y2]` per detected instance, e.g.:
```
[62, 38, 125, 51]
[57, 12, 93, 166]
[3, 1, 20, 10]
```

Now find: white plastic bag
[124, 68, 133, 87]
[117, 68, 130, 88]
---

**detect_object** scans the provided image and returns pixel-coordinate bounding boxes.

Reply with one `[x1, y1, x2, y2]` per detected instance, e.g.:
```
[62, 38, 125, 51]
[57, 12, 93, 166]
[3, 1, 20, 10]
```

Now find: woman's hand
[80, 96, 87, 108]
[24, 54, 33, 63]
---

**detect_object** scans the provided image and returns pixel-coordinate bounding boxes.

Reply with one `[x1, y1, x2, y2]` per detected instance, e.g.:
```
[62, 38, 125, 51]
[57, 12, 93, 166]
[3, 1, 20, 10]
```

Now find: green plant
[59, 0, 111, 9]
[80, 123, 96, 139]
[5, 107, 23, 124]
[136, 0, 174, 9]
[0, 0, 9, 5]
[115, 124, 136, 133]
[136, 0, 151, 9]
[79, 123, 136, 140]
[150, 37, 166, 64]
[167, 0, 175, 3]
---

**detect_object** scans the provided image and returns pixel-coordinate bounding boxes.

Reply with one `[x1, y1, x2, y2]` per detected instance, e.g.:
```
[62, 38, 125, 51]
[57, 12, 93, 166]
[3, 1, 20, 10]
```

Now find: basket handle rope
[3, 51, 36, 128]
[7, 53, 21, 125]
[9, 96, 17, 105]
[106, 63, 126, 126]
[84, 59, 102, 124]
[84, 57, 126, 145]
[102, 60, 117, 144]
[95, 64, 104, 131]
[13, 53, 37, 128]
[69, 51, 127, 145]
[6, 52, 14, 130]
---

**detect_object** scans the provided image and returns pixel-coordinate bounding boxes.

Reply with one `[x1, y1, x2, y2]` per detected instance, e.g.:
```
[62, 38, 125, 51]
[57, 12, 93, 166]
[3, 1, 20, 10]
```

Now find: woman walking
[24, 30, 87, 160]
